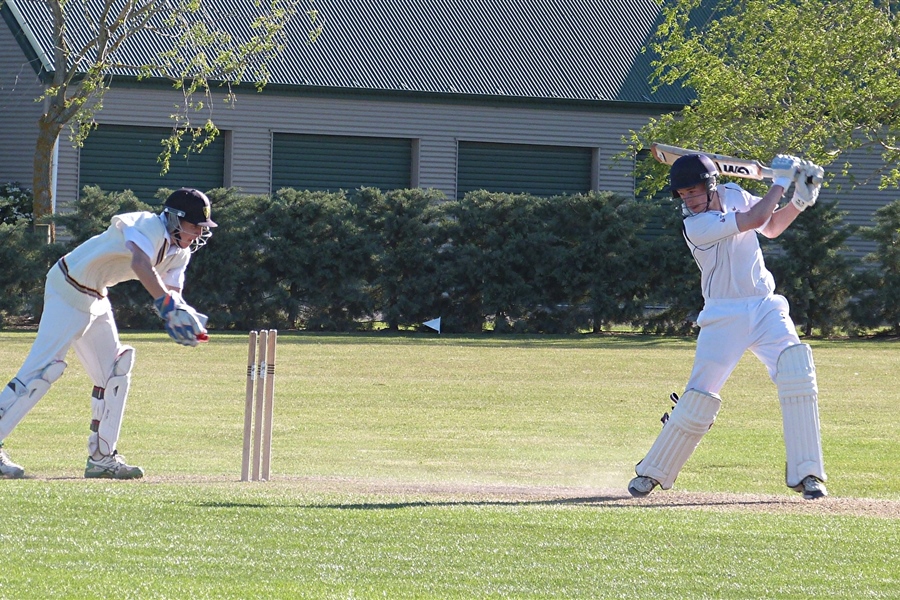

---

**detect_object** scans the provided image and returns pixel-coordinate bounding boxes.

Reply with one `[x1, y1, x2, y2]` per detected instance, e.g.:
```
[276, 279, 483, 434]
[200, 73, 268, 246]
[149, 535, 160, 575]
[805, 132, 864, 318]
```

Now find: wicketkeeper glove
[770, 154, 801, 190]
[790, 160, 825, 212]
[152, 291, 207, 347]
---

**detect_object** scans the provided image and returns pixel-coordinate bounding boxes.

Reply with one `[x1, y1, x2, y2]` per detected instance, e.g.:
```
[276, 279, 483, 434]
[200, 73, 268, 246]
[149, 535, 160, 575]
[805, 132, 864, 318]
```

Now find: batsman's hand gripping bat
[650, 143, 819, 184]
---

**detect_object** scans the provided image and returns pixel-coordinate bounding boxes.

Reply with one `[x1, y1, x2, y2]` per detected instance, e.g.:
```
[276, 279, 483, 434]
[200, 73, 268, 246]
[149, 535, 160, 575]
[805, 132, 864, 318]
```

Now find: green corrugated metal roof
[5, 0, 691, 106]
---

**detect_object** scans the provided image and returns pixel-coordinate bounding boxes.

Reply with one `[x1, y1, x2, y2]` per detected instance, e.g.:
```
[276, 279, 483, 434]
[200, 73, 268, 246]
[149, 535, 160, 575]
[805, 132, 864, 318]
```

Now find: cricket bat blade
[650, 143, 772, 180]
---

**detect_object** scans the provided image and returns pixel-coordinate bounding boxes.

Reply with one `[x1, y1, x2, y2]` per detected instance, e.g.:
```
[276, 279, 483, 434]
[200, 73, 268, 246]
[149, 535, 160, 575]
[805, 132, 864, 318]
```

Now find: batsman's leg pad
[88, 346, 134, 457]
[0, 361, 67, 440]
[635, 389, 721, 489]
[776, 343, 826, 488]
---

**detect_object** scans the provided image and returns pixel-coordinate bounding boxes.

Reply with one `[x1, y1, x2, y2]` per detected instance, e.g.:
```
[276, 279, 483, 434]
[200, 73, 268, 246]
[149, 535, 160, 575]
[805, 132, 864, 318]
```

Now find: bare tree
[9, 0, 322, 239]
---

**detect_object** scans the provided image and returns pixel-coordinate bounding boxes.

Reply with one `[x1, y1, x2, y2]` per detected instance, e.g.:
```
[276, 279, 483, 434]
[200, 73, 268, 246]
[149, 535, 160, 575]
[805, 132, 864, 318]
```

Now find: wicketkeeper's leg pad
[776, 343, 826, 488]
[88, 346, 134, 457]
[0, 360, 67, 440]
[635, 389, 721, 489]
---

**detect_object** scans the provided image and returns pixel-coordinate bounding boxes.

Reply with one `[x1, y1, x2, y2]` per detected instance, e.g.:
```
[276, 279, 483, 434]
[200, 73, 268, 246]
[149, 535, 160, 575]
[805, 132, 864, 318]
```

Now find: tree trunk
[33, 115, 63, 242]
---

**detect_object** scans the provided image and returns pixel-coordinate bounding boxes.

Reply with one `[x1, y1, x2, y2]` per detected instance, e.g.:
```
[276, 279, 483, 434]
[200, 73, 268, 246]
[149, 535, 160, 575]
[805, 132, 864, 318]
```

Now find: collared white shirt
[682, 183, 776, 301]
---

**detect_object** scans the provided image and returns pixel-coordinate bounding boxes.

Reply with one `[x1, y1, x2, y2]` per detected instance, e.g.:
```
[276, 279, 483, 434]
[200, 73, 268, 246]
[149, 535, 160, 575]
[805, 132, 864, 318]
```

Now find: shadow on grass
[149, 330, 696, 351]
[193, 495, 791, 511]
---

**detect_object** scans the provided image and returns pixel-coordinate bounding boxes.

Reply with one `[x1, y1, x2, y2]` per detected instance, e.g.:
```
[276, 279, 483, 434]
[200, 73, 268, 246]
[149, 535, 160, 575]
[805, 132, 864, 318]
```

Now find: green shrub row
[2, 184, 899, 336]
[186, 187, 671, 334]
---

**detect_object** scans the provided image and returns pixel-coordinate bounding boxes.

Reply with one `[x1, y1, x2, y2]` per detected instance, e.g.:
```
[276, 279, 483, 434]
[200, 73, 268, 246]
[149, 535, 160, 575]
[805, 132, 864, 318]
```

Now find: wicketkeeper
[629, 153, 829, 500]
[0, 188, 214, 479]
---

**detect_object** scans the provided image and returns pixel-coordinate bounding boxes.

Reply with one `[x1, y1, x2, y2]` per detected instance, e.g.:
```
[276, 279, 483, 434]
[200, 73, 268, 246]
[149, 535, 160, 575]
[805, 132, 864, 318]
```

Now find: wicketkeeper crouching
[628, 152, 829, 500]
[0, 188, 214, 479]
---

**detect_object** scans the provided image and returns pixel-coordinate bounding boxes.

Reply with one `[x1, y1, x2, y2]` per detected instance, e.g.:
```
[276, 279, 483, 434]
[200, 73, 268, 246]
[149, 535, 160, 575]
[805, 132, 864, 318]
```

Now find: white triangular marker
[423, 317, 441, 333]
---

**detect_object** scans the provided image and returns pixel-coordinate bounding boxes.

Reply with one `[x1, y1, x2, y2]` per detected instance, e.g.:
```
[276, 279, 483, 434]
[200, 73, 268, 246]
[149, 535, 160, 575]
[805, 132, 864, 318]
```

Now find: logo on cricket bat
[716, 162, 752, 176]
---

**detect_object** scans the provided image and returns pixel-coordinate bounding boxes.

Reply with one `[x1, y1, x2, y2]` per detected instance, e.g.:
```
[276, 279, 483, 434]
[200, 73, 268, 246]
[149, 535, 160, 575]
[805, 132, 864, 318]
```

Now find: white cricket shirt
[47, 212, 191, 313]
[681, 182, 776, 301]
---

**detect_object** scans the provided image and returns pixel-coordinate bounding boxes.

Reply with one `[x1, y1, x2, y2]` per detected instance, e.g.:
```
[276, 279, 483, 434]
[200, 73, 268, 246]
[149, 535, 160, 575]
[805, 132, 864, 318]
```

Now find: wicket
[241, 330, 277, 481]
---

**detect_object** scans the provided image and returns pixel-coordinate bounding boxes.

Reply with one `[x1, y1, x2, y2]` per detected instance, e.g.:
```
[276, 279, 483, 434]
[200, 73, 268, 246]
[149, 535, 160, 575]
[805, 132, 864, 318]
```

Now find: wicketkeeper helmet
[162, 188, 216, 253]
[162, 188, 217, 228]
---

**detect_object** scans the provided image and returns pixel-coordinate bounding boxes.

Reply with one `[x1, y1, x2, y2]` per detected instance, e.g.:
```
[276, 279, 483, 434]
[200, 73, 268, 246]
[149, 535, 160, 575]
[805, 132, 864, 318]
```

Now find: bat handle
[763, 167, 820, 186]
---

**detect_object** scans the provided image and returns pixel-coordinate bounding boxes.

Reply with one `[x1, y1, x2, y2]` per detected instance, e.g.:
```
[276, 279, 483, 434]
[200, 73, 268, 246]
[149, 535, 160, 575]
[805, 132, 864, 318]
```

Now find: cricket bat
[650, 143, 773, 180]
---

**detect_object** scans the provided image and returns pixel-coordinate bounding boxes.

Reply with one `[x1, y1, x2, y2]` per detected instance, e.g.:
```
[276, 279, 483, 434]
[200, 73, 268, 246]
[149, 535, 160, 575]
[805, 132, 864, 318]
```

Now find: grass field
[0, 330, 897, 598]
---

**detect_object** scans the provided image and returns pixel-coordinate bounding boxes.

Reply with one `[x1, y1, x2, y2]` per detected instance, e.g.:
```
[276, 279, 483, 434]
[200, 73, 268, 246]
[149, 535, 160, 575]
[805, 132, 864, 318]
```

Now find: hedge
[2, 184, 898, 336]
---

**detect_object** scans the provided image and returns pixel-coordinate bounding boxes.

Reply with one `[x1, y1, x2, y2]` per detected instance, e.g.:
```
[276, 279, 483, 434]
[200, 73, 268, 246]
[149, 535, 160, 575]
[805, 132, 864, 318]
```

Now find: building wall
[0, 22, 43, 187]
[827, 147, 900, 257]
[54, 86, 655, 206]
[49, 85, 900, 260]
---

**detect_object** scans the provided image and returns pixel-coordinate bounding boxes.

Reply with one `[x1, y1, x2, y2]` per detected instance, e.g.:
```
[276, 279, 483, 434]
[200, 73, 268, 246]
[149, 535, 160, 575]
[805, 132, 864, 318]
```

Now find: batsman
[0, 188, 214, 479]
[629, 152, 828, 500]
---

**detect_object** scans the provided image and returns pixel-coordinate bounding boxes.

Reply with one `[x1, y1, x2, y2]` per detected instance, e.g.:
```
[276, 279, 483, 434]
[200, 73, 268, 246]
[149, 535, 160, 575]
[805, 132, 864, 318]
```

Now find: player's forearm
[760, 202, 802, 238]
[736, 185, 784, 232]
[133, 260, 168, 299]
[126, 241, 168, 299]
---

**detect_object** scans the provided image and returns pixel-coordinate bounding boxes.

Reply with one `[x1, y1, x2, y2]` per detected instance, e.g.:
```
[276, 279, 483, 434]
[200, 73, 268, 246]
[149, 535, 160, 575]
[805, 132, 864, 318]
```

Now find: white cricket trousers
[686, 294, 800, 394]
[13, 277, 123, 390]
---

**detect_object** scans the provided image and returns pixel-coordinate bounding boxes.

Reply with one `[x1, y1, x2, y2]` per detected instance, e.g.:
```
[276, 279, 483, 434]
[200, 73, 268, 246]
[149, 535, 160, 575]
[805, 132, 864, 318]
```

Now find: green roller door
[79, 125, 225, 205]
[272, 133, 412, 193]
[457, 141, 592, 199]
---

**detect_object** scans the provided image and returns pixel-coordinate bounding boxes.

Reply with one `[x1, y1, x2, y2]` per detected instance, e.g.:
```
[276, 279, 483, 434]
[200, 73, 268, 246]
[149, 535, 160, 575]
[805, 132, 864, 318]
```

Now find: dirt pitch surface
[138, 475, 900, 519]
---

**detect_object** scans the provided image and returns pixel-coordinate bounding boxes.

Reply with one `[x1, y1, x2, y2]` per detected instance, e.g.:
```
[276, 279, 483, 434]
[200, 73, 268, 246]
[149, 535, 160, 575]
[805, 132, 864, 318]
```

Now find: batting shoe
[85, 451, 144, 480]
[628, 475, 659, 497]
[796, 475, 828, 500]
[0, 445, 24, 479]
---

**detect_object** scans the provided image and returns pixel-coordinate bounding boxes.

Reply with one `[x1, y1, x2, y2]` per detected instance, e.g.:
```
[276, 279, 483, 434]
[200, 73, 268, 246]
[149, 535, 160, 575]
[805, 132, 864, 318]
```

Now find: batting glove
[791, 161, 825, 212]
[798, 159, 825, 185]
[770, 154, 801, 190]
[153, 291, 207, 347]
